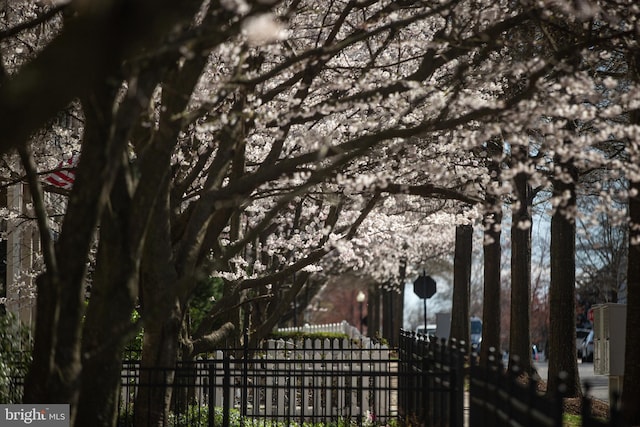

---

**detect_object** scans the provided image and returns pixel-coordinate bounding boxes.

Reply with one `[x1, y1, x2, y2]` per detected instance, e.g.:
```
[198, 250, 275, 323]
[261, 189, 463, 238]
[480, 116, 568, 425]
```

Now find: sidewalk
[464, 390, 470, 427]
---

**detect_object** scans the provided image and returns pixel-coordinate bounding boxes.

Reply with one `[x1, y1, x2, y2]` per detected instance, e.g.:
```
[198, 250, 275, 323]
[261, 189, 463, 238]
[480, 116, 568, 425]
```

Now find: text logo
[0, 405, 69, 426]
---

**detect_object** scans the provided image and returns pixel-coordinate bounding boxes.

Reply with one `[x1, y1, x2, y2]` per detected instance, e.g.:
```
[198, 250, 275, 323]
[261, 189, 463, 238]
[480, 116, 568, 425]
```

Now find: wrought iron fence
[469, 351, 562, 427]
[398, 329, 465, 427]
[119, 332, 468, 426]
[119, 337, 396, 426]
[4, 330, 624, 427]
[469, 349, 623, 427]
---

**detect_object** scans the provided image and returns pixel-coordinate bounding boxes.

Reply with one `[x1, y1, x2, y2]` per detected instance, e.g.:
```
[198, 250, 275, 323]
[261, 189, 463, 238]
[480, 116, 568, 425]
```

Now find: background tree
[451, 222, 473, 349]
[509, 142, 535, 374]
[576, 194, 628, 308]
[480, 139, 504, 366]
[548, 141, 581, 397]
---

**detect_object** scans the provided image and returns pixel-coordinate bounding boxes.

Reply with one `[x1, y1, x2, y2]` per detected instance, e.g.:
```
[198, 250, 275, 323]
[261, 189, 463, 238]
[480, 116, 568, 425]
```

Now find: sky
[403, 275, 452, 330]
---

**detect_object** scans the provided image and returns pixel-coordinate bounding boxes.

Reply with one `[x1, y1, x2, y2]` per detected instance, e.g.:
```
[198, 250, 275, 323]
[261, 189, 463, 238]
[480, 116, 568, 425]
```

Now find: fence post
[554, 371, 568, 426]
[610, 391, 621, 427]
[526, 374, 538, 427]
[469, 349, 481, 427]
[223, 353, 231, 427]
[208, 363, 215, 427]
[421, 336, 429, 425]
[451, 341, 465, 427]
[398, 331, 405, 419]
[242, 329, 249, 419]
[581, 382, 602, 427]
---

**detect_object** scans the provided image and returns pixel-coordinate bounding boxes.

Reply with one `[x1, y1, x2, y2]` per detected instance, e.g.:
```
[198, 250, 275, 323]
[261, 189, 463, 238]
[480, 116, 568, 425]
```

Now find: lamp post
[356, 290, 366, 333]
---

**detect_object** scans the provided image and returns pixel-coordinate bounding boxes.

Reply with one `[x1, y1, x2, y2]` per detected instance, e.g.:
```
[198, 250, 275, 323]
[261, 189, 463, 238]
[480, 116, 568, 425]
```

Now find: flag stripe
[42, 154, 78, 189]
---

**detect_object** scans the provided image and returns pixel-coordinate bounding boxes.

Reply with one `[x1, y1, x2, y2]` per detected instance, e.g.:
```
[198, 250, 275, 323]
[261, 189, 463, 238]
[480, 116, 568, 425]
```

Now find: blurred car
[416, 325, 436, 336]
[581, 329, 594, 363]
[470, 317, 483, 352]
[576, 328, 591, 358]
[501, 346, 543, 365]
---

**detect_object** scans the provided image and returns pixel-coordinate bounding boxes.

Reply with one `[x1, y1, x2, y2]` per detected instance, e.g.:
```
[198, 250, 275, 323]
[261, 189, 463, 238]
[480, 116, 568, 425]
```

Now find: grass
[563, 413, 582, 427]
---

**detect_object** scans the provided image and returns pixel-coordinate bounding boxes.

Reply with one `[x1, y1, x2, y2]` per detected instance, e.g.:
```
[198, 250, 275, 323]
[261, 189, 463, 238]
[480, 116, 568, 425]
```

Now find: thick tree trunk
[480, 140, 503, 367]
[481, 204, 502, 365]
[23, 274, 58, 403]
[622, 51, 640, 424]
[452, 223, 472, 350]
[23, 84, 123, 420]
[135, 184, 183, 427]
[510, 157, 532, 374]
[389, 259, 407, 345]
[76, 170, 141, 427]
[623, 178, 640, 424]
[135, 306, 184, 427]
[391, 284, 405, 345]
[548, 156, 581, 397]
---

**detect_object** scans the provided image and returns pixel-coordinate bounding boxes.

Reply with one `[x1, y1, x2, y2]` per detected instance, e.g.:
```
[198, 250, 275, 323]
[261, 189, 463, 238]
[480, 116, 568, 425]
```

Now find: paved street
[534, 360, 609, 402]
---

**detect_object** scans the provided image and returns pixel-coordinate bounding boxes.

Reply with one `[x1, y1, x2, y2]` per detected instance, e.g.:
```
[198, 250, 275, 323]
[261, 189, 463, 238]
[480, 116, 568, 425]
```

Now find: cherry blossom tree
[2, 0, 640, 425]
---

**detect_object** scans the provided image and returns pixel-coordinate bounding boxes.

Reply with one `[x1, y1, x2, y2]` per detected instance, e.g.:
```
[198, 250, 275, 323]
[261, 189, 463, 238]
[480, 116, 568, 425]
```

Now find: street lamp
[356, 290, 366, 333]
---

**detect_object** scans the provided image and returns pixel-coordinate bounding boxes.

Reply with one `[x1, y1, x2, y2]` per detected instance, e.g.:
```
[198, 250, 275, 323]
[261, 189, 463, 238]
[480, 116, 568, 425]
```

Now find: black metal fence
[121, 332, 466, 426]
[4, 332, 624, 427]
[469, 349, 623, 427]
[398, 330, 465, 427]
[469, 352, 563, 427]
[119, 337, 397, 426]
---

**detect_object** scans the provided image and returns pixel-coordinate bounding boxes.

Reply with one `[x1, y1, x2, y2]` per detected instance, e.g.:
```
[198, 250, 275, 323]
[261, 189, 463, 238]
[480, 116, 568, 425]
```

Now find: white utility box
[593, 303, 626, 376]
[592, 303, 626, 402]
[435, 312, 451, 340]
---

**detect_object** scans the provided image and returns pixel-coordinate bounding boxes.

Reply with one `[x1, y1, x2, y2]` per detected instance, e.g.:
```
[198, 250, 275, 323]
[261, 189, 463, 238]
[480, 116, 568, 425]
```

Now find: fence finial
[556, 371, 568, 397]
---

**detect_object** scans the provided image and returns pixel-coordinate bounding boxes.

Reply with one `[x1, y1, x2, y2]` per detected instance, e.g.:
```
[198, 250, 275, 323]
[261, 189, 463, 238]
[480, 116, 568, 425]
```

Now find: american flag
[43, 153, 78, 190]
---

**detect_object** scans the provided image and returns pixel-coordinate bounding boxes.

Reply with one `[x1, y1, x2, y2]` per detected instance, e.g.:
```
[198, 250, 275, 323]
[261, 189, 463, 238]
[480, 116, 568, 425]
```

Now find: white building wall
[4, 183, 37, 328]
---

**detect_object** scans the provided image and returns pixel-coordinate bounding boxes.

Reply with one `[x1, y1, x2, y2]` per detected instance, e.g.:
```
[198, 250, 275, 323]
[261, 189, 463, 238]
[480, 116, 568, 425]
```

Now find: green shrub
[0, 312, 33, 403]
[163, 404, 397, 427]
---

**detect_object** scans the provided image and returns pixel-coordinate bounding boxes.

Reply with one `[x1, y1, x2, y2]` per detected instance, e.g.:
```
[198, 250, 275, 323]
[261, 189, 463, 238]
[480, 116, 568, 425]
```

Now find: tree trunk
[622, 50, 640, 425]
[452, 223, 472, 350]
[391, 284, 404, 345]
[510, 151, 532, 374]
[480, 140, 503, 367]
[382, 289, 394, 341]
[370, 286, 381, 337]
[481, 218, 502, 364]
[135, 185, 183, 427]
[23, 273, 58, 404]
[623, 178, 640, 424]
[548, 155, 581, 397]
[135, 305, 184, 427]
[75, 169, 141, 427]
[23, 84, 124, 420]
[390, 259, 407, 344]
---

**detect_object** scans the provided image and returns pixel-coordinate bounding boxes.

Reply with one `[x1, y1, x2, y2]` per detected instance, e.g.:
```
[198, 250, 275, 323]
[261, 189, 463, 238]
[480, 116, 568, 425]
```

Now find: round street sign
[413, 274, 436, 299]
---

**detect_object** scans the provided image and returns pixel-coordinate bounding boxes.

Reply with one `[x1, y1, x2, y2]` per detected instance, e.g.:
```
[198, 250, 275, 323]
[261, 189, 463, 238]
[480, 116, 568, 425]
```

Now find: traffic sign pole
[413, 272, 437, 332]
